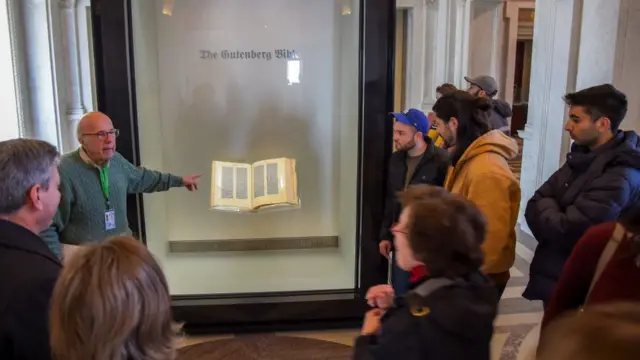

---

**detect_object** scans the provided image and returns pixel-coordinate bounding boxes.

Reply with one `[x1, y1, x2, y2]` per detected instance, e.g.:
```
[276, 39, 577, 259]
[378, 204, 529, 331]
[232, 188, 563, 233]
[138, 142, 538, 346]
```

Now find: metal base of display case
[169, 236, 339, 253]
[172, 289, 366, 334]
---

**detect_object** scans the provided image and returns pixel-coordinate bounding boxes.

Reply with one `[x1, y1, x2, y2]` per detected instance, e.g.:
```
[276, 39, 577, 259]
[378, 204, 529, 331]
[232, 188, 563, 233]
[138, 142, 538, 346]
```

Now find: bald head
[77, 112, 117, 165]
[76, 112, 113, 140]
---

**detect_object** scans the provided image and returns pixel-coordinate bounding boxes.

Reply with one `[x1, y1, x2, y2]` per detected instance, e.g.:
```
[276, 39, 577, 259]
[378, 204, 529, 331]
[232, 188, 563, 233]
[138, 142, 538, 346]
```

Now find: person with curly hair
[355, 185, 497, 360]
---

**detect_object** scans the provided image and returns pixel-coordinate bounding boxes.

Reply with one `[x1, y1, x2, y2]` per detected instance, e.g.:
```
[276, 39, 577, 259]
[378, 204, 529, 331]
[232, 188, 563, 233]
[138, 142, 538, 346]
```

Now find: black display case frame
[90, 0, 396, 333]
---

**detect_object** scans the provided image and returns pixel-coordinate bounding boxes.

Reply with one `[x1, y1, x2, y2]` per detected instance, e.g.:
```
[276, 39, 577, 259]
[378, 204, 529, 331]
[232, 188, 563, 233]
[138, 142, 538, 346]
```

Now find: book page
[251, 158, 298, 209]
[210, 161, 253, 211]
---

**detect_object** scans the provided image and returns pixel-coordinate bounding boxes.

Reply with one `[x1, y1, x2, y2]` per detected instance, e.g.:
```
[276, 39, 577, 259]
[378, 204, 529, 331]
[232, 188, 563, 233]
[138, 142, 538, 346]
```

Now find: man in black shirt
[380, 109, 449, 295]
[0, 139, 62, 360]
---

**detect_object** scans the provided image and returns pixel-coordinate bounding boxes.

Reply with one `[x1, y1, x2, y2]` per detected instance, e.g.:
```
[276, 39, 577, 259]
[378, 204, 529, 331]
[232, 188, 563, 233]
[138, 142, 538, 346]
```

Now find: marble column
[610, 0, 640, 131]
[468, 0, 504, 94]
[449, 0, 472, 88]
[574, 0, 640, 128]
[421, 0, 473, 110]
[20, 0, 62, 147]
[59, 0, 85, 151]
[517, 0, 582, 233]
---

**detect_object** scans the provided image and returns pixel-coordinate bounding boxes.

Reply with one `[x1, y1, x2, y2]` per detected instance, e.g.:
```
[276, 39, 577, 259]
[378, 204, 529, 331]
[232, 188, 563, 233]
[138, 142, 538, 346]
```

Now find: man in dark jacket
[0, 139, 62, 360]
[523, 84, 640, 306]
[379, 109, 449, 296]
[465, 75, 513, 135]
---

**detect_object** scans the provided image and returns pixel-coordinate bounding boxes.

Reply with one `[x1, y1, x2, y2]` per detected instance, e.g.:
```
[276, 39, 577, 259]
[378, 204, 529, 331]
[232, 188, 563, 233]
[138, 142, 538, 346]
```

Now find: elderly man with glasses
[40, 112, 201, 260]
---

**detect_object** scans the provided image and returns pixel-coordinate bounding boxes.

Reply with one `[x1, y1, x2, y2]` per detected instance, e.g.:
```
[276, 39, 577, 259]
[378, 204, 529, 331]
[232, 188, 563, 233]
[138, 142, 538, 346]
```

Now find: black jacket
[379, 141, 449, 242]
[353, 272, 498, 360]
[0, 220, 61, 360]
[523, 130, 640, 302]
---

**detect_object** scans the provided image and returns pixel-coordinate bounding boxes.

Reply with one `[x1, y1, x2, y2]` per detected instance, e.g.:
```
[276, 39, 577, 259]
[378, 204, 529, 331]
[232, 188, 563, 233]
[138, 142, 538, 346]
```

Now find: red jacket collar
[410, 266, 428, 283]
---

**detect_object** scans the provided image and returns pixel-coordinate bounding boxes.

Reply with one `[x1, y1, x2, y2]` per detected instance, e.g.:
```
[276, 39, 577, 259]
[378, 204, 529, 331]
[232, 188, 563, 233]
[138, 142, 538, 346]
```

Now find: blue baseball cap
[390, 108, 430, 135]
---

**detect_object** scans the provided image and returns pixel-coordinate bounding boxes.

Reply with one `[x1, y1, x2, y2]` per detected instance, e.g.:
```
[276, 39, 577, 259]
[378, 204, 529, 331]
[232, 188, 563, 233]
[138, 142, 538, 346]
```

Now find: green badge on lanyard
[100, 165, 116, 231]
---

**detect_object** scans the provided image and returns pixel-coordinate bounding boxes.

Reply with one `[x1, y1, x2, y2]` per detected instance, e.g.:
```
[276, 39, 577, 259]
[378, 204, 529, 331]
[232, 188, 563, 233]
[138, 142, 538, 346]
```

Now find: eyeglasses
[82, 129, 120, 139]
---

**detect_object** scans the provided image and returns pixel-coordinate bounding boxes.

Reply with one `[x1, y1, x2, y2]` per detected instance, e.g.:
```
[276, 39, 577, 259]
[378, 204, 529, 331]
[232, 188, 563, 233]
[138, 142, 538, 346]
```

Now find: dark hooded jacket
[523, 130, 640, 302]
[379, 138, 449, 243]
[353, 272, 497, 360]
[487, 99, 512, 135]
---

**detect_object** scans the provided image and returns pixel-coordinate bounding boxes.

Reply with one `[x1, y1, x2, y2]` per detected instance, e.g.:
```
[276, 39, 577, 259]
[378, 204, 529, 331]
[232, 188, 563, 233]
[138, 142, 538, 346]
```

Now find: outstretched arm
[114, 153, 185, 194]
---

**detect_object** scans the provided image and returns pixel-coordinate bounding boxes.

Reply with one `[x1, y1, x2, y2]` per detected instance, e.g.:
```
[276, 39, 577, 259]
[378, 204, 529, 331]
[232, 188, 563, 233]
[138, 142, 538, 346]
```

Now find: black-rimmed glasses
[82, 129, 120, 140]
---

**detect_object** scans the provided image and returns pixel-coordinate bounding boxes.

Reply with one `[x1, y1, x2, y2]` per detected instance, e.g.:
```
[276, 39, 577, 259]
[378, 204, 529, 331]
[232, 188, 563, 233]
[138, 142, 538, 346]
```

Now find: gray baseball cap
[464, 75, 499, 96]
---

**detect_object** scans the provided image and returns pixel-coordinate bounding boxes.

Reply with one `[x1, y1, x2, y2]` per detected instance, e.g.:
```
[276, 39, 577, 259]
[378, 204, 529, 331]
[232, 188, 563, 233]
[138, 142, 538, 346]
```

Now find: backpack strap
[411, 277, 459, 298]
[584, 223, 626, 304]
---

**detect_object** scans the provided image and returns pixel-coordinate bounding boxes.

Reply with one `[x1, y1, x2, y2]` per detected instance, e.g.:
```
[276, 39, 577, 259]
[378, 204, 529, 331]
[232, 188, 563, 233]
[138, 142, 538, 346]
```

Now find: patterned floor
[492, 228, 542, 360]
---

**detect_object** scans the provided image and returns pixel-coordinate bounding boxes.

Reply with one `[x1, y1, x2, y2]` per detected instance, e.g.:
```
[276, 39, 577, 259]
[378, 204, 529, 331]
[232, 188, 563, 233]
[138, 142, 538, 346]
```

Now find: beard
[395, 139, 416, 152]
[468, 88, 481, 97]
[570, 131, 600, 148]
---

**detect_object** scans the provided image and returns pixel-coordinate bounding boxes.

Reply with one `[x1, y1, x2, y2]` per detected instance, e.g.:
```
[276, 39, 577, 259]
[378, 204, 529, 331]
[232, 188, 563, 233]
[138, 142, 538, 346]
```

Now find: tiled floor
[179, 227, 541, 360]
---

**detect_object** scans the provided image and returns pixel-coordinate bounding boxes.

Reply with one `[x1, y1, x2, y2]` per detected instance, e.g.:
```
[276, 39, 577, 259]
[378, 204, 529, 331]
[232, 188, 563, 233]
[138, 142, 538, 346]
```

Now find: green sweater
[40, 150, 183, 258]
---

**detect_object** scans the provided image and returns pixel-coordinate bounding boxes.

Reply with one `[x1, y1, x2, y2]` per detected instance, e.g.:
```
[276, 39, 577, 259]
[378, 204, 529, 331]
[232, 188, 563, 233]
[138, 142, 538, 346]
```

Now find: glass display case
[90, 0, 395, 332]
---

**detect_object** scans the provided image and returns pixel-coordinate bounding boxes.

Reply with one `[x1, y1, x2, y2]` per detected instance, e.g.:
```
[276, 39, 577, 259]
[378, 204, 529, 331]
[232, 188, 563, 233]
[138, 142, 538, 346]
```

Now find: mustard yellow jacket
[444, 130, 521, 282]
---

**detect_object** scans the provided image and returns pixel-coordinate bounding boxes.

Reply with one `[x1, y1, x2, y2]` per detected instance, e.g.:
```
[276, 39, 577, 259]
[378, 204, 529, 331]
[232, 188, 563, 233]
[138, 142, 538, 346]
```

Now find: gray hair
[0, 138, 60, 215]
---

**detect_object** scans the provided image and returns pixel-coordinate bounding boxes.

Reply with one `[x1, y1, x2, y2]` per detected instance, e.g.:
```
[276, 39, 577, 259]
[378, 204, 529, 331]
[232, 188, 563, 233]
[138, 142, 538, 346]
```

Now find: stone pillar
[604, 0, 640, 133]
[574, 0, 640, 128]
[59, 0, 85, 151]
[421, 0, 473, 111]
[611, 0, 640, 131]
[449, 0, 473, 88]
[20, 0, 62, 147]
[468, 0, 504, 93]
[517, 0, 582, 233]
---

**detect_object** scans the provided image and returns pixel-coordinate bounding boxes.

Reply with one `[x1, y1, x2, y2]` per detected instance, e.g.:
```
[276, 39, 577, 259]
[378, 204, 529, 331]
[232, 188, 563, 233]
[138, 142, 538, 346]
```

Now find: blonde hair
[537, 302, 640, 360]
[50, 236, 176, 360]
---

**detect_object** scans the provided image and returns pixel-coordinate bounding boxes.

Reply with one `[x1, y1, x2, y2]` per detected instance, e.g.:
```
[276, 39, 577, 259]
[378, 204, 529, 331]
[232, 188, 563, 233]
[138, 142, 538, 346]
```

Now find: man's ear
[596, 116, 612, 132]
[27, 184, 43, 211]
[449, 117, 459, 130]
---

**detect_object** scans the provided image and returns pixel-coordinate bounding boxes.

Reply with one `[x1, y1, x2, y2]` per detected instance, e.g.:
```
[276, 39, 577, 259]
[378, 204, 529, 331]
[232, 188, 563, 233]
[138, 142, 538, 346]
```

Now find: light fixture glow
[287, 60, 301, 85]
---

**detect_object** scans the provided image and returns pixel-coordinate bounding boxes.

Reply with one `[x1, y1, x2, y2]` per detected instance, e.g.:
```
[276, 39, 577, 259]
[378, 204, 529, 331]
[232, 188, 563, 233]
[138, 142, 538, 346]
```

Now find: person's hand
[182, 174, 202, 191]
[379, 240, 392, 258]
[361, 309, 384, 335]
[366, 284, 395, 309]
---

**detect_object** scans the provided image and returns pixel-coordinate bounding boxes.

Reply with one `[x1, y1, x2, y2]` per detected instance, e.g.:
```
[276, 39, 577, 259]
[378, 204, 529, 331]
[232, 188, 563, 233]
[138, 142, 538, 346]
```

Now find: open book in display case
[210, 157, 299, 212]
